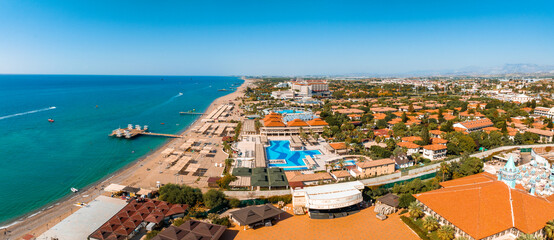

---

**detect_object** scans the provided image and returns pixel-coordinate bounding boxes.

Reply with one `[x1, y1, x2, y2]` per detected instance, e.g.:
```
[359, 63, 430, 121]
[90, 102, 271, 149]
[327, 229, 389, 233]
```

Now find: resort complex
[10, 76, 554, 240]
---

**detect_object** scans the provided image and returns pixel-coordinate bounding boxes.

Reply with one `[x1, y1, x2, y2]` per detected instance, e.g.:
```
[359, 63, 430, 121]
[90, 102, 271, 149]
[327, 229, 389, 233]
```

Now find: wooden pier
[109, 127, 182, 139]
[179, 112, 204, 115]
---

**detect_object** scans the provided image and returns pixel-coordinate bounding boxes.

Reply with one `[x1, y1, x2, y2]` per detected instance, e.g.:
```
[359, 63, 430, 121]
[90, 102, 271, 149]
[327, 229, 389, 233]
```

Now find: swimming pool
[265, 140, 321, 170]
[274, 109, 305, 114]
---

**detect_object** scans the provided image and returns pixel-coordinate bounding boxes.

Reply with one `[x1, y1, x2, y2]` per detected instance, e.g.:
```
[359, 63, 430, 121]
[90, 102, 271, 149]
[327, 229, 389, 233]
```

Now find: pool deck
[222, 205, 418, 240]
[265, 140, 321, 169]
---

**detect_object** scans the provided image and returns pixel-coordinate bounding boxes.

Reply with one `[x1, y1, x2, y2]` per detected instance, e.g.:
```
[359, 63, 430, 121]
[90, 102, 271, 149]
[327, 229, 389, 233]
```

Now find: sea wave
[0, 106, 56, 120]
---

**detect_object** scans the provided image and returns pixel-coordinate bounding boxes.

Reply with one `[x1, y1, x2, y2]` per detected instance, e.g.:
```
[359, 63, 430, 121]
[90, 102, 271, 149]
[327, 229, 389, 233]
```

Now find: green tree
[401, 112, 408, 123]
[408, 201, 424, 219]
[203, 189, 228, 209]
[376, 119, 388, 129]
[438, 108, 445, 123]
[229, 198, 241, 208]
[437, 225, 455, 240]
[145, 230, 160, 240]
[173, 218, 185, 226]
[420, 127, 431, 145]
[422, 216, 440, 232]
[398, 194, 416, 208]
[212, 216, 232, 227]
[545, 219, 554, 240]
[159, 184, 203, 206]
[516, 233, 540, 240]
[217, 174, 237, 189]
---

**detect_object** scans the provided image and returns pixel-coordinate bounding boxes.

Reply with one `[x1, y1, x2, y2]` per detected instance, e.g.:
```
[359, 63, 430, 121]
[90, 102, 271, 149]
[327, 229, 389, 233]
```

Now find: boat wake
[0, 106, 56, 120]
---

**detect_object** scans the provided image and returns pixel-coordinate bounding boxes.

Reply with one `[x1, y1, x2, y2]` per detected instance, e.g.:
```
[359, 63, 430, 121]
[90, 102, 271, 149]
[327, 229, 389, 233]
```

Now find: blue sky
[0, 0, 553, 75]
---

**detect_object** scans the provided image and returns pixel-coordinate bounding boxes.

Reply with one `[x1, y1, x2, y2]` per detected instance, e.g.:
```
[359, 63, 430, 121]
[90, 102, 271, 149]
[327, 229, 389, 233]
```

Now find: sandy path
[1, 77, 254, 240]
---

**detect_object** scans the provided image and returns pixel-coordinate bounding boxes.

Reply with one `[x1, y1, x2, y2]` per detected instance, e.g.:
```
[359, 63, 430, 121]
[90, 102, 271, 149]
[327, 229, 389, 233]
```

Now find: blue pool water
[345, 160, 356, 165]
[275, 109, 304, 114]
[265, 140, 321, 170]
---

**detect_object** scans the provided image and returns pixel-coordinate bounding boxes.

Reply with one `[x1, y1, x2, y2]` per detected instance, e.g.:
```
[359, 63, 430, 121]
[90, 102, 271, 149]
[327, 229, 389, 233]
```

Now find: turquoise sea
[0, 75, 241, 226]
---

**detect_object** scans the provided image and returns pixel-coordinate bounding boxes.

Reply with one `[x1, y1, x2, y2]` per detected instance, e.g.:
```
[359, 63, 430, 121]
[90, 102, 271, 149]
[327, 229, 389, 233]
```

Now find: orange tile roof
[388, 118, 403, 125]
[335, 108, 365, 114]
[356, 158, 395, 169]
[287, 119, 308, 127]
[431, 138, 448, 144]
[306, 118, 328, 126]
[373, 113, 387, 120]
[415, 172, 554, 239]
[423, 144, 447, 151]
[286, 172, 333, 182]
[457, 118, 493, 129]
[370, 107, 397, 112]
[331, 170, 352, 178]
[397, 141, 420, 149]
[329, 142, 347, 150]
[401, 136, 422, 142]
[429, 130, 445, 135]
[264, 120, 286, 127]
[482, 126, 499, 133]
[526, 128, 554, 136]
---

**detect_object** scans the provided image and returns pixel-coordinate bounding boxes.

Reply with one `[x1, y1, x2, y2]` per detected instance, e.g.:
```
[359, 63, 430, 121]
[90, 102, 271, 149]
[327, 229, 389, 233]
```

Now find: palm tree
[338, 159, 346, 170]
[436, 225, 455, 240]
[408, 201, 424, 219]
[516, 233, 540, 240]
[422, 216, 439, 232]
[545, 220, 554, 240]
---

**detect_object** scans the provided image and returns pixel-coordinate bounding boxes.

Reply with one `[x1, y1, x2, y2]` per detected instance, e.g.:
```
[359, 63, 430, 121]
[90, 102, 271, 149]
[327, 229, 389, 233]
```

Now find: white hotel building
[292, 181, 364, 219]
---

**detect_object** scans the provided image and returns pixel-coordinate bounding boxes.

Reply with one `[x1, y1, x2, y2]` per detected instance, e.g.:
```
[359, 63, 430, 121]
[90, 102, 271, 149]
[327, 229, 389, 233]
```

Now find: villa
[452, 118, 494, 133]
[397, 141, 420, 155]
[354, 158, 395, 178]
[534, 106, 554, 119]
[422, 144, 447, 161]
[391, 154, 414, 169]
[526, 128, 554, 142]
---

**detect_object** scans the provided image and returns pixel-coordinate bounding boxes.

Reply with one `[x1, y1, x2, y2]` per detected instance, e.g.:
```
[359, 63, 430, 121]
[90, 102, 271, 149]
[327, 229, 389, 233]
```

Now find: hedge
[400, 216, 431, 240]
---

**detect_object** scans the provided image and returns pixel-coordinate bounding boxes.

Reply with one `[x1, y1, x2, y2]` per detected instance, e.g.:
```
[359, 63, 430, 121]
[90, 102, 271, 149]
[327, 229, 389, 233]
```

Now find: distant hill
[332, 64, 554, 78]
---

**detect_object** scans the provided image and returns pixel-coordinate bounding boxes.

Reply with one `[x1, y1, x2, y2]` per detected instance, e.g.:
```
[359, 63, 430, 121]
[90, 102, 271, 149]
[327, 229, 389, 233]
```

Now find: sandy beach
[1, 77, 254, 240]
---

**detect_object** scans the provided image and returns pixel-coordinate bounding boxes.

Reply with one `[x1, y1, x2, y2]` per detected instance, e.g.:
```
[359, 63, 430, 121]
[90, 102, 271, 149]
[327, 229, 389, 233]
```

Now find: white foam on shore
[0, 106, 56, 120]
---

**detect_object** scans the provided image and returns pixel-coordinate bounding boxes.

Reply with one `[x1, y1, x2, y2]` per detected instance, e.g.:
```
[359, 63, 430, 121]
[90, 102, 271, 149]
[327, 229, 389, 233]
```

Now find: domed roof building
[497, 155, 519, 189]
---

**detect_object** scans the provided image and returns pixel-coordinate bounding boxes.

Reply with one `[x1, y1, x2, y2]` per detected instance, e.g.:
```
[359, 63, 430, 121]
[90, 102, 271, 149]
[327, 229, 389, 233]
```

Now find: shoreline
[1, 76, 252, 240]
